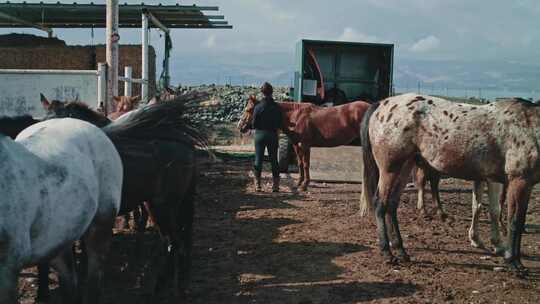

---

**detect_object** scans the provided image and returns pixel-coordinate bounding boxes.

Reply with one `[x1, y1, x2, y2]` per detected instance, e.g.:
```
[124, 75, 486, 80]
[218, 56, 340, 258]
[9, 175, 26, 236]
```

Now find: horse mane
[48, 101, 112, 128]
[103, 96, 208, 149]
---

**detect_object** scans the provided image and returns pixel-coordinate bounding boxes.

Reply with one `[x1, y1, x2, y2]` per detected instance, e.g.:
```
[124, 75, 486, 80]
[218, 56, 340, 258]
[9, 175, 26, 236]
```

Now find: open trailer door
[280, 39, 394, 182]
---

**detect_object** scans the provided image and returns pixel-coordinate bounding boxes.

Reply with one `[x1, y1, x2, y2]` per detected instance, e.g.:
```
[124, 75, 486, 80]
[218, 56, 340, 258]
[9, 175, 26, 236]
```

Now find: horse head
[237, 95, 258, 133]
[113, 95, 140, 113]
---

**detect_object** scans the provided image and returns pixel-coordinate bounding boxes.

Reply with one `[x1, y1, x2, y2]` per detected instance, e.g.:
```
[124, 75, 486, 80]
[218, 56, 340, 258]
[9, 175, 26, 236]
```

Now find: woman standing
[252, 82, 283, 192]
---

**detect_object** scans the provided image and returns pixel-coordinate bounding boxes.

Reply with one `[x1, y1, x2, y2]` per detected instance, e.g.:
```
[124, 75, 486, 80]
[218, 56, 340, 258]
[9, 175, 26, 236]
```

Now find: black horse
[0, 96, 206, 302]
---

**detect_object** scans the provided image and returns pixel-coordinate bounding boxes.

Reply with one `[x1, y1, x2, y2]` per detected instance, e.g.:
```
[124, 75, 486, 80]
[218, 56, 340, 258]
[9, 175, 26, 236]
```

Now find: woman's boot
[272, 176, 280, 192]
[254, 170, 262, 192]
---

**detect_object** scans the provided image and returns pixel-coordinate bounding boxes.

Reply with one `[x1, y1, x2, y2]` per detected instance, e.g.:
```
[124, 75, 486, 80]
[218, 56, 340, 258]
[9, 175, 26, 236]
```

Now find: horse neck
[277, 102, 311, 129]
[0, 116, 38, 139]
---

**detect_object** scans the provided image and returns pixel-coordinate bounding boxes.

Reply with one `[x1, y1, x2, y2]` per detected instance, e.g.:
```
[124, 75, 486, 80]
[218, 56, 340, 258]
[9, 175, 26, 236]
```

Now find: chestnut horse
[361, 93, 537, 275]
[238, 96, 370, 190]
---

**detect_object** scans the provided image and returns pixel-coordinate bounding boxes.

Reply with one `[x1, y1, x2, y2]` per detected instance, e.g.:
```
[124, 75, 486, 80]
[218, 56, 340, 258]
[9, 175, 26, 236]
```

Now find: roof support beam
[147, 12, 170, 34]
[0, 11, 53, 36]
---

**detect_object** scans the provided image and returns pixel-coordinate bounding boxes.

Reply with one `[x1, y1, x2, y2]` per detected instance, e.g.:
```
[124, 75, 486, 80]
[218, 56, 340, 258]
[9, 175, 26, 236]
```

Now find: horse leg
[375, 167, 409, 264]
[0, 265, 18, 304]
[504, 178, 531, 274]
[178, 179, 196, 291]
[388, 161, 414, 261]
[487, 182, 505, 255]
[301, 146, 311, 191]
[293, 144, 304, 188]
[50, 246, 79, 304]
[36, 262, 50, 303]
[123, 213, 131, 229]
[81, 215, 115, 304]
[429, 171, 446, 221]
[469, 181, 486, 249]
[499, 182, 508, 235]
[414, 166, 427, 214]
[135, 204, 149, 258]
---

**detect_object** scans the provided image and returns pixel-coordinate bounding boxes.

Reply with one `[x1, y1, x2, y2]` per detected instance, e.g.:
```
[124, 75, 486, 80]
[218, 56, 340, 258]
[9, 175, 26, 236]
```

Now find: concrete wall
[0, 70, 98, 117]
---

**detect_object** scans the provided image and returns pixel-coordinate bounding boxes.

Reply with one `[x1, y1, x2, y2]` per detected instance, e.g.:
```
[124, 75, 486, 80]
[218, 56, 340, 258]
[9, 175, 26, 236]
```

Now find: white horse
[0, 118, 123, 303]
[413, 166, 506, 255]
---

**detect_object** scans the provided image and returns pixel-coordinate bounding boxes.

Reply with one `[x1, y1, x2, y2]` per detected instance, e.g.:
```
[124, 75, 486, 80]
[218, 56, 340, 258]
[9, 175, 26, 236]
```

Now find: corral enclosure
[0, 34, 156, 116]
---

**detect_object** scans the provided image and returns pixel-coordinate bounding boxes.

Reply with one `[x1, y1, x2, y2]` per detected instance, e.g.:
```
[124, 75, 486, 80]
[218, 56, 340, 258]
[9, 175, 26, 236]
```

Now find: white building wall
[0, 69, 98, 118]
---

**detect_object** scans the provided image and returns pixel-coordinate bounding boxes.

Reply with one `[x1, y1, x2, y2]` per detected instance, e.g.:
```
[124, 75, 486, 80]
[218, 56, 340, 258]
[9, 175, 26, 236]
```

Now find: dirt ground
[18, 153, 540, 303]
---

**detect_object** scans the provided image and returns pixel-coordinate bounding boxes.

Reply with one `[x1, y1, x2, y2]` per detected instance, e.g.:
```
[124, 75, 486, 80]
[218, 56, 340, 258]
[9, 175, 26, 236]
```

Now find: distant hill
[169, 51, 540, 92]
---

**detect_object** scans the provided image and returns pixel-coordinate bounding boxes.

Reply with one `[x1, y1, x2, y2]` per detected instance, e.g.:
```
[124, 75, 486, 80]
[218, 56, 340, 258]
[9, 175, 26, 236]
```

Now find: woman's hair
[261, 82, 273, 96]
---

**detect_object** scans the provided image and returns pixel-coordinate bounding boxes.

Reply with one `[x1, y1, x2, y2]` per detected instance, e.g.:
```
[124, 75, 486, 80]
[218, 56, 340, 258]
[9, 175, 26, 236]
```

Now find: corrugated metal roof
[0, 2, 232, 29]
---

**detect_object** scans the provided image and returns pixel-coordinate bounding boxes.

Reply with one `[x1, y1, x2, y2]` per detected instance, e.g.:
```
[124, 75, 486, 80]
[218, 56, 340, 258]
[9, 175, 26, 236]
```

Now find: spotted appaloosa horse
[360, 93, 537, 275]
[413, 165, 506, 254]
[238, 95, 370, 191]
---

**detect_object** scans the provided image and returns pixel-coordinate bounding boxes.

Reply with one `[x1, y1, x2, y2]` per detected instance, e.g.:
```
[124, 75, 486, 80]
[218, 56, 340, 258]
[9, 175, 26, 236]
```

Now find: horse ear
[40, 93, 50, 109]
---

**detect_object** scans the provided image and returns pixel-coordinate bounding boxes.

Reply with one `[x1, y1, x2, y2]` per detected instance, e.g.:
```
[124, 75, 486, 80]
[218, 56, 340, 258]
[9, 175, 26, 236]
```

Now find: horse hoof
[439, 213, 448, 222]
[398, 254, 411, 263]
[493, 246, 506, 257]
[470, 240, 486, 250]
[382, 253, 399, 265]
[506, 259, 529, 277]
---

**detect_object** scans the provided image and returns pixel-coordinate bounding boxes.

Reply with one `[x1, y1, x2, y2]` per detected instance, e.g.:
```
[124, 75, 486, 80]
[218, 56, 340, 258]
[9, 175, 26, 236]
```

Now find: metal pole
[124, 66, 133, 97]
[106, 0, 119, 114]
[97, 62, 107, 111]
[141, 13, 149, 103]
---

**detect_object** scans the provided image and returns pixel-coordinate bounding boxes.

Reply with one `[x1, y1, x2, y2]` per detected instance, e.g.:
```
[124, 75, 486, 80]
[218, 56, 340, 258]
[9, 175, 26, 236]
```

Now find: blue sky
[2, 1, 540, 89]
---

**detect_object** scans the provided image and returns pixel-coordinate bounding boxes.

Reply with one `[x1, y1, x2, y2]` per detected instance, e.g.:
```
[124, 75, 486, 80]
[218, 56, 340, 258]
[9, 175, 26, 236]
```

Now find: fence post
[97, 62, 107, 111]
[124, 66, 133, 97]
[141, 12, 149, 103]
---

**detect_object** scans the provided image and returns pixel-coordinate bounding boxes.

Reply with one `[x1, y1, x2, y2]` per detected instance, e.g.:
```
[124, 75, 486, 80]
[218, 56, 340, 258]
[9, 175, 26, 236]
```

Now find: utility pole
[106, 0, 119, 115]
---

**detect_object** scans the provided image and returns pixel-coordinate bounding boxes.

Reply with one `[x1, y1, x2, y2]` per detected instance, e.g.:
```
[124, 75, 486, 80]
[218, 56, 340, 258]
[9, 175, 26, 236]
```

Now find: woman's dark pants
[253, 129, 279, 178]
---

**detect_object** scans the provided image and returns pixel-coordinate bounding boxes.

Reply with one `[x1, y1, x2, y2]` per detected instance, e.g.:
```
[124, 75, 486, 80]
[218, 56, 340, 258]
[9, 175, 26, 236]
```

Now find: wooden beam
[0, 11, 53, 36]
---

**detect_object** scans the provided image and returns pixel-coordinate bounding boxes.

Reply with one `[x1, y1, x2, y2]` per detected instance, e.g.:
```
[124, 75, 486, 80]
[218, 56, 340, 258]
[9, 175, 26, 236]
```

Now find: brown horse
[361, 93, 537, 275]
[238, 96, 370, 190]
[109, 95, 140, 119]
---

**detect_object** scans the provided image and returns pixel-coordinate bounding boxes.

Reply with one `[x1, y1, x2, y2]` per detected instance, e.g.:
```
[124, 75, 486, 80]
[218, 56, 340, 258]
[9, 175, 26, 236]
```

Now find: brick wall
[0, 45, 156, 97]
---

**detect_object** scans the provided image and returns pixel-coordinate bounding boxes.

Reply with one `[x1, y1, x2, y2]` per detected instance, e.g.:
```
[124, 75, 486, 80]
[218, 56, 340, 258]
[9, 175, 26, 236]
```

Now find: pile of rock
[179, 85, 290, 125]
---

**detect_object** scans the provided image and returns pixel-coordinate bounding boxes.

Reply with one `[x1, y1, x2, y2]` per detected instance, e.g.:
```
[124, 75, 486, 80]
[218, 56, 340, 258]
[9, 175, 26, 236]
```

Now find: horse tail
[102, 96, 208, 149]
[360, 102, 381, 217]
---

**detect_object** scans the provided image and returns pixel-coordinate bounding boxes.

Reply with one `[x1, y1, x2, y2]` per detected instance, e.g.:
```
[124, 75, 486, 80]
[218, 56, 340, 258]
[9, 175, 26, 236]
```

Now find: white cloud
[409, 35, 440, 52]
[203, 34, 216, 49]
[337, 27, 379, 43]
